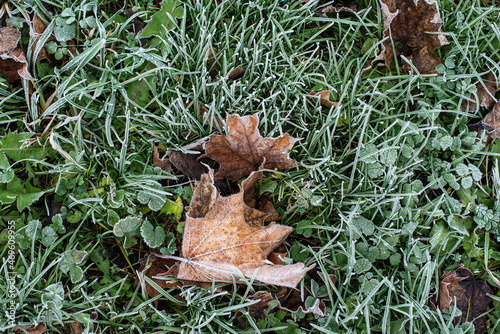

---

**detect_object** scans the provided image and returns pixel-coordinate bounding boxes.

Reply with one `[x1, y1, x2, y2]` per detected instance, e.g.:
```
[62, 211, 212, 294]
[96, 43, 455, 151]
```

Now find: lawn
[1, 0, 500, 333]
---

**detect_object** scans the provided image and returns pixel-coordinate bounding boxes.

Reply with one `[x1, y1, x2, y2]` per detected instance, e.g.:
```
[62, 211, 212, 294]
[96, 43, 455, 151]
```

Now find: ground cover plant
[1, 0, 500, 333]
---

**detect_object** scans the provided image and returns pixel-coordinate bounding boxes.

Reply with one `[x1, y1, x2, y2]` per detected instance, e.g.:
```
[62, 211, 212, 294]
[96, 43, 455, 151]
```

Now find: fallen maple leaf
[433, 268, 492, 334]
[186, 169, 277, 226]
[158, 173, 313, 287]
[375, 0, 449, 74]
[0, 27, 35, 83]
[203, 114, 299, 181]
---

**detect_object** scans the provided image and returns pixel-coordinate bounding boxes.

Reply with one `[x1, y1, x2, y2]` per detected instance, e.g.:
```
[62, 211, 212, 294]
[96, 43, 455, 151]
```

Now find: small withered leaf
[154, 137, 216, 179]
[461, 73, 497, 112]
[0, 47, 35, 82]
[438, 268, 492, 334]
[13, 323, 46, 334]
[153, 146, 172, 172]
[248, 291, 276, 319]
[376, 0, 449, 74]
[276, 287, 326, 316]
[227, 66, 246, 81]
[0, 27, 21, 54]
[480, 101, 500, 139]
[207, 47, 221, 80]
[186, 171, 217, 219]
[308, 91, 340, 108]
[203, 114, 299, 181]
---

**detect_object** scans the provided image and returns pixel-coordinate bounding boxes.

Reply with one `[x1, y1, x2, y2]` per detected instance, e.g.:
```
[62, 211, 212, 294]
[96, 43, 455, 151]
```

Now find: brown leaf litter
[203, 113, 299, 181]
[464, 73, 499, 141]
[12, 323, 46, 334]
[375, 0, 449, 74]
[138, 170, 313, 291]
[431, 268, 492, 334]
[0, 26, 35, 82]
[305, 0, 357, 17]
[308, 90, 340, 108]
[461, 73, 497, 112]
[153, 136, 217, 179]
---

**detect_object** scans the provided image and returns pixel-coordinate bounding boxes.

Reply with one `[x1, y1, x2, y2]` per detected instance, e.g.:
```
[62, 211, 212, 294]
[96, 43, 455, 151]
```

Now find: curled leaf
[0, 27, 35, 82]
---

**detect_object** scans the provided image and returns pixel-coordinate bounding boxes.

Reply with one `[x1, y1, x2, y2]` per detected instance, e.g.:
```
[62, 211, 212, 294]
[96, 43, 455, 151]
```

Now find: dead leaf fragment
[0, 27, 20, 54]
[227, 66, 246, 81]
[461, 73, 497, 112]
[164, 182, 313, 287]
[207, 47, 220, 80]
[203, 114, 299, 181]
[376, 0, 449, 74]
[0, 27, 34, 82]
[13, 323, 46, 334]
[276, 287, 326, 316]
[248, 291, 276, 319]
[70, 322, 83, 334]
[437, 268, 492, 334]
[153, 137, 216, 179]
[481, 102, 500, 138]
[308, 91, 340, 108]
[308, 0, 358, 17]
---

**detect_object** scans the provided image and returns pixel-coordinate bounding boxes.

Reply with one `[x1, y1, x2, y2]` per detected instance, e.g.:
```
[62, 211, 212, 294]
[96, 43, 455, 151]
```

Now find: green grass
[1, 0, 500, 333]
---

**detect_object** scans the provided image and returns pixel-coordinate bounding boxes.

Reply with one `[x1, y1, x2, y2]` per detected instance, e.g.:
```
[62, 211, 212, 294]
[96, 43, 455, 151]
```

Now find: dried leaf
[154, 137, 216, 179]
[0, 27, 34, 83]
[203, 114, 299, 181]
[276, 287, 326, 316]
[135, 255, 185, 297]
[13, 323, 46, 334]
[0, 27, 20, 54]
[153, 146, 172, 172]
[186, 171, 217, 219]
[376, 0, 449, 74]
[438, 268, 492, 334]
[227, 66, 246, 81]
[163, 181, 313, 287]
[308, 91, 340, 108]
[207, 47, 220, 80]
[70, 322, 83, 334]
[248, 291, 276, 319]
[461, 73, 497, 112]
[481, 102, 500, 139]
[313, 0, 357, 17]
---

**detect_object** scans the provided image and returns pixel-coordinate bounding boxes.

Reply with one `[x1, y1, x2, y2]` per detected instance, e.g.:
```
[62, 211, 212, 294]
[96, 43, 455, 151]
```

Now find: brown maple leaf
[203, 114, 299, 181]
[0, 27, 35, 83]
[158, 179, 313, 287]
[375, 0, 449, 74]
[433, 268, 493, 334]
